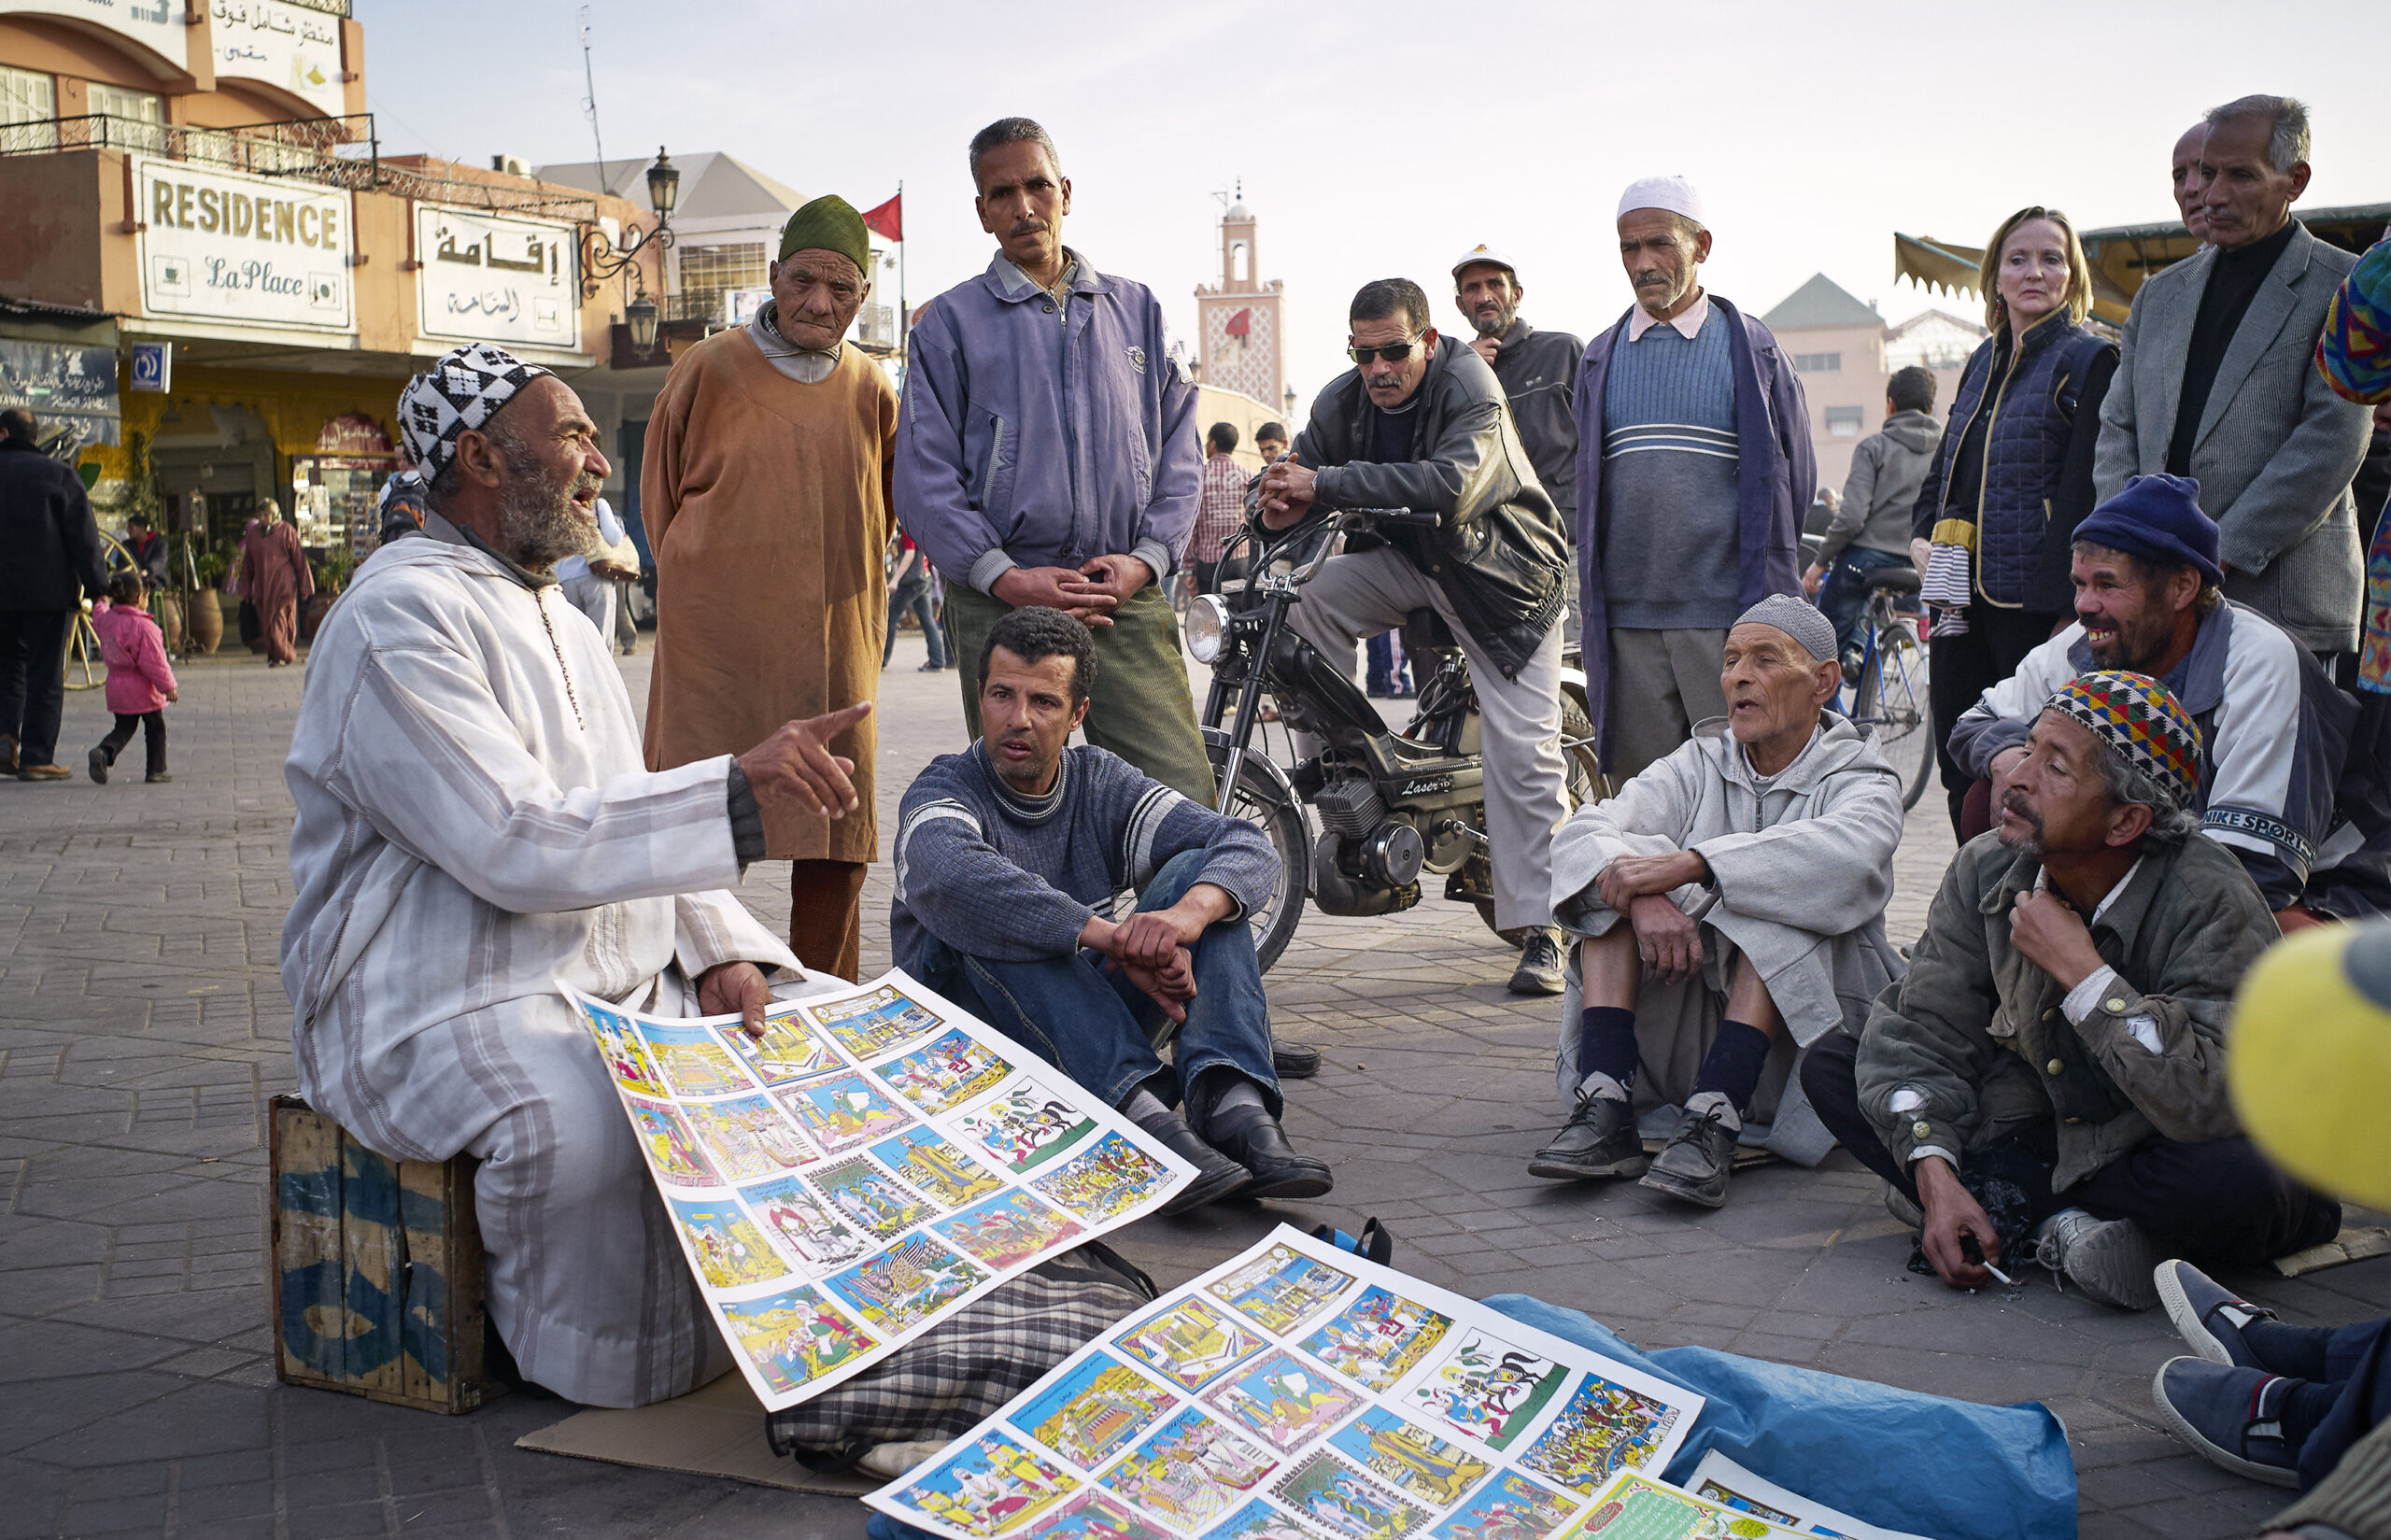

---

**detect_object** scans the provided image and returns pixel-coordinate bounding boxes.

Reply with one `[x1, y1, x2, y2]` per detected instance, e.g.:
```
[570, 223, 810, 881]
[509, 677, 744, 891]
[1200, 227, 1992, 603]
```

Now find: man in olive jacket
[1803, 671, 2339, 1311]
[1255, 277, 1575, 995]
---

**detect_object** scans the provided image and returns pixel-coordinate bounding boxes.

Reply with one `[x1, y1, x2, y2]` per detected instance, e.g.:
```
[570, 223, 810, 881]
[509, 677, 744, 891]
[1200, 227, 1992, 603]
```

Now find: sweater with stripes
[1599, 312, 1744, 629]
[891, 741, 1280, 968]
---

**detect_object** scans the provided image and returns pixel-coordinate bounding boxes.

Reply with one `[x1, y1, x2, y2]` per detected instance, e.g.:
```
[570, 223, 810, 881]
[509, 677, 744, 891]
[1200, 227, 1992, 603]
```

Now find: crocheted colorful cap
[2317, 237, 2391, 405]
[2044, 671, 2202, 812]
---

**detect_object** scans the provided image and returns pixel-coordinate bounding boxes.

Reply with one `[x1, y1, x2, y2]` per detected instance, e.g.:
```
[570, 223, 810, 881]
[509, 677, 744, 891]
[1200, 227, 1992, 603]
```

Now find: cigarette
[1984, 1261, 2016, 1286]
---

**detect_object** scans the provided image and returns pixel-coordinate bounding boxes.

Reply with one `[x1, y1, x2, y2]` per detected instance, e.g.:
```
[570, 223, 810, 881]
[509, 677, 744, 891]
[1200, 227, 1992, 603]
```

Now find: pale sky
[359, 0, 2391, 406]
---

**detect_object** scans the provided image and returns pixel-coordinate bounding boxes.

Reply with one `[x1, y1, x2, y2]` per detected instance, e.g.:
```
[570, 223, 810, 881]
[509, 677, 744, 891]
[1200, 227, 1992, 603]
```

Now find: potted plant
[188, 544, 227, 654]
[299, 547, 349, 643]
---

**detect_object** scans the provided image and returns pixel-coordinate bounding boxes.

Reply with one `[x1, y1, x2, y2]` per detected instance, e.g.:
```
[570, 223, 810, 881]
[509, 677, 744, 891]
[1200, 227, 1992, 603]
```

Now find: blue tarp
[864, 1296, 2076, 1540]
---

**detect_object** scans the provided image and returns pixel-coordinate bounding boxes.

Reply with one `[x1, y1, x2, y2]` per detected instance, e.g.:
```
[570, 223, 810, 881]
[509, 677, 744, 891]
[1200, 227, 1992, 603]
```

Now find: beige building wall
[1777, 321, 1889, 495]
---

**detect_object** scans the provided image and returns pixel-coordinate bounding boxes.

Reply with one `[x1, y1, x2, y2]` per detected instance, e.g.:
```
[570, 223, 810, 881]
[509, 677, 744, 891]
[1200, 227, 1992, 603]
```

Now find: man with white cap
[1535, 594, 1904, 1208]
[281, 343, 867, 1405]
[1452, 244, 1585, 639]
[1572, 177, 1815, 784]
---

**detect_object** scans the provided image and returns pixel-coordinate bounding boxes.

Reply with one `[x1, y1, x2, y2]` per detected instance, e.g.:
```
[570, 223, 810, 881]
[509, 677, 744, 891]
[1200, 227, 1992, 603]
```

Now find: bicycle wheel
[1856, 614, 1935, 810]
[1203, 737, 1308, 974]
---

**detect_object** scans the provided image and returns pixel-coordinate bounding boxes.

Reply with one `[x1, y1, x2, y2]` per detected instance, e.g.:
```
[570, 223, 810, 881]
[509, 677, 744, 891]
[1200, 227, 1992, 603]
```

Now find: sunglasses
[1347, 337, 1422, 364]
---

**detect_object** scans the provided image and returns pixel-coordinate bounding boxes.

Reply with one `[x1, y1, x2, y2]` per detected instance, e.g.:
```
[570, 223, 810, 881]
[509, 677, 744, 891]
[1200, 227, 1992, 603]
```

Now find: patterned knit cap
[2317, 237, 2391, 405]
[2045, 671, 2202, 812]
[396, 343, 554, 482]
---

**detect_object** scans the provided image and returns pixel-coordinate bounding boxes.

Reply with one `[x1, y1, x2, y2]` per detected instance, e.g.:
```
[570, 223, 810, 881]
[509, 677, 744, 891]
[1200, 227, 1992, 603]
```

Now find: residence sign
[134, 157, 354, 332]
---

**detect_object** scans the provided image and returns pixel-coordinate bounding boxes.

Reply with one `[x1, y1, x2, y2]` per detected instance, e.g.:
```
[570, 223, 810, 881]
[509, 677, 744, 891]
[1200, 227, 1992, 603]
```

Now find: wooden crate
[269, 1094, 496, 1413]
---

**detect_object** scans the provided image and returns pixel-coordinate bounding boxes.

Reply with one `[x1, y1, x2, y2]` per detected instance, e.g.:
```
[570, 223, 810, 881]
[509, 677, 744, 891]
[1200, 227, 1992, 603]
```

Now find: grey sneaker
[1507, 929, 1566, 996]
[2034, 1208, 2160, 1310]
[1527, 1093, 1648, 1181]
[1639, 1100, 1738, 1208]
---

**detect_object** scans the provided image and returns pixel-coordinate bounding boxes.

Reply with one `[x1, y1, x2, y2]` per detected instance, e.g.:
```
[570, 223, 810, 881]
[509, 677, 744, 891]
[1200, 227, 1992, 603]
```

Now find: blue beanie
[2073, 473, 2226, 589]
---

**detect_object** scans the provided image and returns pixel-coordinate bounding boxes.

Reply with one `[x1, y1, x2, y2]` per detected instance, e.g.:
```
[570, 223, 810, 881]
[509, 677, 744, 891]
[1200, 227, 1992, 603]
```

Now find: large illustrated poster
[865, 1225, 1705, 1540]
[566, 970, 1196, 1410]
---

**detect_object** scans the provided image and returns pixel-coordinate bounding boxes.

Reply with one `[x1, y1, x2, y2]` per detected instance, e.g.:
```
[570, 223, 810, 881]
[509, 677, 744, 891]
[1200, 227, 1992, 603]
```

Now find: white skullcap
[1618, 176, 1707, 228]
[1734, 594, 1837, 662]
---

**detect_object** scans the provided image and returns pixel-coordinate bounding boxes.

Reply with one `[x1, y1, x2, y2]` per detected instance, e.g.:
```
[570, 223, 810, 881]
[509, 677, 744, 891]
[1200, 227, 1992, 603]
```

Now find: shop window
[1825, 405, 1865, 438]
[1793, 351, 1843, 374]
[676, 243, 770, 324]
[0, 65, 55, 152]
[86, 82, 166, 153]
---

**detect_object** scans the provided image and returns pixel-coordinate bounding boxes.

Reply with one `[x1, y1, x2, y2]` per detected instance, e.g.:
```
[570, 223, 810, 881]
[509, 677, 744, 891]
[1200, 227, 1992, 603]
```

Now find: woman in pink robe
[237, 500, 314, 666]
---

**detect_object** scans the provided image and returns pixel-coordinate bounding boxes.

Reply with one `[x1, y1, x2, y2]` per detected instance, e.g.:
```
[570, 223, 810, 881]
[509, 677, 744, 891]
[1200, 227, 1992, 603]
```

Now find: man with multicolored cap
[283, 343, 869, 1405]
[1804, 669, 2341, 1312]
[642, 193, 900, 981]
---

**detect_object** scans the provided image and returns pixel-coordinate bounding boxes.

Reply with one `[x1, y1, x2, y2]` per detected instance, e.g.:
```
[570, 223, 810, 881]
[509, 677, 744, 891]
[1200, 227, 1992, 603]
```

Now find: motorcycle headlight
[1183, 593, 1229, 664]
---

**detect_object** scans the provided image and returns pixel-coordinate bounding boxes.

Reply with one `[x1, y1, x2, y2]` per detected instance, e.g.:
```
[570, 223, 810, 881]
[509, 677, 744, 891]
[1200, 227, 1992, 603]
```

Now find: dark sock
[1577, 1007, 1638, 1090]
[2280, 1378, 2341, 1454]
[2243, 1319, 2335, 1383]
[1691, 1020, 1773, 1112]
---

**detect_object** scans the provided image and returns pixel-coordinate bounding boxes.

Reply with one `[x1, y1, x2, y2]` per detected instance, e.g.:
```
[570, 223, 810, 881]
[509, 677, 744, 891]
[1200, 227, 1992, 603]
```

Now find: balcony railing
[855, 304, 897, 349]
[0, 112, 600, 222]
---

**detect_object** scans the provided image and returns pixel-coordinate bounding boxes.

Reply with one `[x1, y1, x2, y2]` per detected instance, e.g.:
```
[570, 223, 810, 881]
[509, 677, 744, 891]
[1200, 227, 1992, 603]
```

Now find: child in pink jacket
[88, 571, 178, 784]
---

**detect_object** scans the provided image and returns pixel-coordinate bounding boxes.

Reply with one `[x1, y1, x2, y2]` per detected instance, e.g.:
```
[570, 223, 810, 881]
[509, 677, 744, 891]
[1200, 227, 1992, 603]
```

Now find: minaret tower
[1195, 181, 1287, 409]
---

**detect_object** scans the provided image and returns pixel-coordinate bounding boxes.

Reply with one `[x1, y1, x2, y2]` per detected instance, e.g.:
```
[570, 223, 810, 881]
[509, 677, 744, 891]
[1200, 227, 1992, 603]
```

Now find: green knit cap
[776, 194, 870, 273]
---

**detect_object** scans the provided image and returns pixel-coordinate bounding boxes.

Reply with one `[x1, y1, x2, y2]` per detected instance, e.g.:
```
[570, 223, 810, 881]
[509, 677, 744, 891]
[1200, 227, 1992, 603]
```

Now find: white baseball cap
[1450, 244, 1522, 282]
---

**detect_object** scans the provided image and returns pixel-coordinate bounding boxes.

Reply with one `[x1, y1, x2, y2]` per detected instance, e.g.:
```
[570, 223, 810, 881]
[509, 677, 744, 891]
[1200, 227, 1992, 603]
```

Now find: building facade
[1193, 193, 1289, 417]
[1761, 273, 1987, 496]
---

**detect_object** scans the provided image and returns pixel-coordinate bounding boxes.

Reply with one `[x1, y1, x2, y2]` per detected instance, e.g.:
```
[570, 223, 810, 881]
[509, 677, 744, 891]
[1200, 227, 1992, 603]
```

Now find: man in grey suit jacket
[2095, 94, 2371, 659]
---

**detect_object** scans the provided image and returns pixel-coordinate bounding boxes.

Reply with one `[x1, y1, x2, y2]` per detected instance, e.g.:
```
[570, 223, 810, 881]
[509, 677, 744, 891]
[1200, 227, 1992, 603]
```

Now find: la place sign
[134, 157, 355, 332]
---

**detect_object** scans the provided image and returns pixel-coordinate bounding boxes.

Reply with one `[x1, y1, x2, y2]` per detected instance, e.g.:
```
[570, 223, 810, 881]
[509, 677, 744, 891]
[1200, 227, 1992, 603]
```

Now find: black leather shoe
[1639, 1101, 1738, 1208]
[1272, 1042, 1323, 1079]
[1132, 1109, 1252, 1214]
[1527, 1094, 1648, 1180]
[1507, 929, 1566, 996]
[1210, 1116, 1333, 1201]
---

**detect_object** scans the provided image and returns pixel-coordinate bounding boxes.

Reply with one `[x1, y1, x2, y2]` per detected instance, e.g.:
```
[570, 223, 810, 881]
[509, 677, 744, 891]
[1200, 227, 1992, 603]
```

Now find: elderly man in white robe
[282, 345, 869, 1406]
[1530, 594, 1907, 1208]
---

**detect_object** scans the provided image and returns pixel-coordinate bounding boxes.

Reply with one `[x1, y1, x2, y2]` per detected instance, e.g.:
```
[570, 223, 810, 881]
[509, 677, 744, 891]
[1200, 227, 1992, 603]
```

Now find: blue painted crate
[269, 1095, 494, 1413]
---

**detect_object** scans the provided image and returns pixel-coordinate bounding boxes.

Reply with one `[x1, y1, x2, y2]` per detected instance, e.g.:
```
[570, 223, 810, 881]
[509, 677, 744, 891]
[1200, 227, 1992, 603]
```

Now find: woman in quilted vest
[1911, 206, 2119, 834]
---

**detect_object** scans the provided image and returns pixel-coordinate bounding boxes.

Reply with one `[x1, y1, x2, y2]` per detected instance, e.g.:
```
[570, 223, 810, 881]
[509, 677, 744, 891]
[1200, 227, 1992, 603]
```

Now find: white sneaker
[2033, 1208, 2160, 1310]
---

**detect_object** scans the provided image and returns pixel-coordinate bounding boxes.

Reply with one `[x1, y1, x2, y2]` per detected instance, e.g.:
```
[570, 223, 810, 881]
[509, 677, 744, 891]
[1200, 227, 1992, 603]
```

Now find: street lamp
[1283, 385, 1298, 416]
[580, 145, 680, 301]
[625, 291, 659, 357]
[644, 147, 678, 222]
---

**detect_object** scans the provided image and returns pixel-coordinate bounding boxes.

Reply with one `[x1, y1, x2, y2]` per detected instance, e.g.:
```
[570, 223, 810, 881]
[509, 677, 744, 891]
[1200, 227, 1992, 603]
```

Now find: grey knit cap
[1733, 593, 1837, 662]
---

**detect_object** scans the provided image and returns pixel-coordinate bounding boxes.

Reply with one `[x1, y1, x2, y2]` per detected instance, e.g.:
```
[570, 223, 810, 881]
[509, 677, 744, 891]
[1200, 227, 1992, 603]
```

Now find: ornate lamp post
[581, 148, 680, 358]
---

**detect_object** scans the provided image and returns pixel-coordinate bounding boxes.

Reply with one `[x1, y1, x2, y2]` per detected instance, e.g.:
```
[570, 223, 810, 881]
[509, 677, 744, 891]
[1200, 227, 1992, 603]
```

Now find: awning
[0, 337, 121, 447]
[1895, 231, 2135, 327]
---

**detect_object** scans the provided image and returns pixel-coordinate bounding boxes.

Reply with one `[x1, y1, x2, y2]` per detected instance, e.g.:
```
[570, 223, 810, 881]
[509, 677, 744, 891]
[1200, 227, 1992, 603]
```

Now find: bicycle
[1837, 566, 1935, 811]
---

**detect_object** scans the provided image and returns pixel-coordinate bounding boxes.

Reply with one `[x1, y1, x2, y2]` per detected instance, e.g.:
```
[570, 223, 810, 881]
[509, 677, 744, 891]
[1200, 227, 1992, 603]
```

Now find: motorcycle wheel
[1204, 740, 1309, 975]
[1475, 693, 1604, 943]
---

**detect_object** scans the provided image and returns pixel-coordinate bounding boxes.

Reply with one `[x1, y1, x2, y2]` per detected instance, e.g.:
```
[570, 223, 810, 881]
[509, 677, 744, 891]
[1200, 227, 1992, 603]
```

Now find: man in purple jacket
[1573, 177, 1815, 783]
[895, 117, 1212, 807]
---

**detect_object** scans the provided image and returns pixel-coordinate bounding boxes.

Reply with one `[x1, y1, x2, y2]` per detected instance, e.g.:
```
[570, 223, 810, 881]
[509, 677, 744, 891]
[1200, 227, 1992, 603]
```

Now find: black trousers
[1931, 603, 2063, 835]
[97, 712, 166, 777]
[0, 609, 76, 767]
[1801, 1029, 2341, 1269]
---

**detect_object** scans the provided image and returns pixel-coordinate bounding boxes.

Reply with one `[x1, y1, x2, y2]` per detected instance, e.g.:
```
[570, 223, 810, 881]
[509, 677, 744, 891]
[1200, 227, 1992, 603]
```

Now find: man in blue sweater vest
[891, 607, 1331, 1211]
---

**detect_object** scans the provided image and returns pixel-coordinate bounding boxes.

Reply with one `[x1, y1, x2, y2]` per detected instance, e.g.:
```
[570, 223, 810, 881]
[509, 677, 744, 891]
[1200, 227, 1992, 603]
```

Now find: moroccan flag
[1225, 307, 1251, 338]
[861, 193, 902, 243]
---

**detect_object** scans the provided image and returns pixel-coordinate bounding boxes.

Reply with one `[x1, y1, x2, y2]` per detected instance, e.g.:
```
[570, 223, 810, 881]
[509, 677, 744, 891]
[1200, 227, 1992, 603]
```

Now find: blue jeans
[1365, 629, 1409, 694]
[884, 573, 947, 667]
[1814, 545, 1912, 658]
[909, 850, 1280, 1117]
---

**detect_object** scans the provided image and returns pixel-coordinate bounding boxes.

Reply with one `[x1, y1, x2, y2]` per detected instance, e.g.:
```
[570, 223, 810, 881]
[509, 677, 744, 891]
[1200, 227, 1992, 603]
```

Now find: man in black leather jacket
[1256, 278, 1576, 994]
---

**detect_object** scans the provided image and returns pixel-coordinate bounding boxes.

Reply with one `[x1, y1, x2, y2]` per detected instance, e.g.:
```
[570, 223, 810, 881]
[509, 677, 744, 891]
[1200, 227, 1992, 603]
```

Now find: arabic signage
[0, 340, 122, 446]
[209, 1, 348, 120]
[134, 157, 354, 332]
[414, 205, 582, 351]
[7, 1, 189, 74]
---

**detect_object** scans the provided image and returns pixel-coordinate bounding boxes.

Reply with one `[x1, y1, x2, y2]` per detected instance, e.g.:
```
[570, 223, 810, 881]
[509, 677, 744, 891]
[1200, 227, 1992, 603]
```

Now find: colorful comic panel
[1692, 1478, 1801, 1526]
[1270, 1450, 1432, 1540]
[728, 1010, 844, 1086]
[932, 1189, 1086, 1271]
[1403, 1331, 1569, 1454]
[871, 1027, 1013, 1115]
[1206, 1242, 1358, 1335]
[1012, 1352, 1179, 1472]
[1114, 1298, 1267, 1392]
[811, 1154, 938, 1240]
[665, 1194, 791, 1291]
[1515, 1373, 1681, 1495]
[1554, 1472, 1800, 1539]
[893, 1429, 1078, 1538]
[955, 1079, 1098, 1174]
[873, 1128, 1006, 1208]
[621, 1095, 718, 1187]
[714, 1284, 874, 1397]
[828, 1233, 989, 1335]
[1201, 1349, 1364, 1454]
[1099, 1407, 1281, 1531]
[1039, 1492, 1178, 1540]
[737, 1174, 872, 1270]
[1298, 1286, 1454, 1393]
[809, 984, 946, 1060]
[636, 1021, 759, 1098]
[1428, 1470, 1578, 1540]
[1326, 1407, 1491, 1508]
[1202, 1499, 1323, 1540]
[584, 1004, 668, 1096]
[774, 1072, 913, 1153]
[1031, 1130, 1171, 1222]
[682, 1093, 821, 1182]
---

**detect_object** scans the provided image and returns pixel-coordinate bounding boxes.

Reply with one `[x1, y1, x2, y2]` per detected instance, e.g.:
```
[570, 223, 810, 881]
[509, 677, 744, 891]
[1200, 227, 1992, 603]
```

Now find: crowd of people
[242, 92, 2391, 1534]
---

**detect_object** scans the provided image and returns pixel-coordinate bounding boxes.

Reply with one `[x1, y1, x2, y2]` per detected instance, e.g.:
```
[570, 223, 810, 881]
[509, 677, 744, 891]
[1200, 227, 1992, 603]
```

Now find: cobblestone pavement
[1, 626, 2380, 1539]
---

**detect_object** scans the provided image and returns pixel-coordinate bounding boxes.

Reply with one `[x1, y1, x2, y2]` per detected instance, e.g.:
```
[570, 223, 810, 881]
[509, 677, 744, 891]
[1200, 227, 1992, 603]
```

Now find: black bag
[236, 600, 261, 647]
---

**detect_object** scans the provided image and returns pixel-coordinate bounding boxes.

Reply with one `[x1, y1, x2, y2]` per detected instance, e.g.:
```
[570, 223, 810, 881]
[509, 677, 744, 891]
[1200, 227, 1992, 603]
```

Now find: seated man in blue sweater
[891, 606, 1330, 1211]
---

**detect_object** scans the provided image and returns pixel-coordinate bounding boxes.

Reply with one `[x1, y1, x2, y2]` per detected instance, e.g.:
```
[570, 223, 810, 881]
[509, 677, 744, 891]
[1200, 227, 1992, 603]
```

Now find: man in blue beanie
[1950, 473, 2390, 925]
